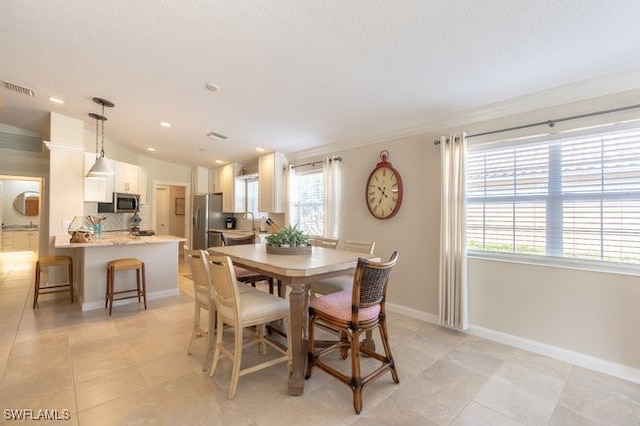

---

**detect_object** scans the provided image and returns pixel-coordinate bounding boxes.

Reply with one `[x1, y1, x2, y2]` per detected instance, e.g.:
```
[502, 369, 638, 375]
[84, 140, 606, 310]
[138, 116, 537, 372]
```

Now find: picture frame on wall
[175, 197, 185, 215]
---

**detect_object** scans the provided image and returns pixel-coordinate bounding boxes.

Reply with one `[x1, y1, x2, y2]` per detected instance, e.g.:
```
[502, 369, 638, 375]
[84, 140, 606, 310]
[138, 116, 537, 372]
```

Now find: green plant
[265, 225, 309, 247]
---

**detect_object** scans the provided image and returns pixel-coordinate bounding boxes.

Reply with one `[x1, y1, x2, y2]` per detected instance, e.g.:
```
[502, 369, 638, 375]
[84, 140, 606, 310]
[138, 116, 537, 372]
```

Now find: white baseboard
[81, 288, 180, 312]
[386, 303, 640, 385]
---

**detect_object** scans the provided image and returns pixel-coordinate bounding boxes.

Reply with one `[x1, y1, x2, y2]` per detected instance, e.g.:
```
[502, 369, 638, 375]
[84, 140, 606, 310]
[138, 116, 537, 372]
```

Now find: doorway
[152, 181, 189, 251]
[0, 176, 43, 254]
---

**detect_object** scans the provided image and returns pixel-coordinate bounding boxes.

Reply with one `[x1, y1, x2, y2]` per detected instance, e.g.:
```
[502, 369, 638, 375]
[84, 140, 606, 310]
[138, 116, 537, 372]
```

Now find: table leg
[287, 281, 306, 395]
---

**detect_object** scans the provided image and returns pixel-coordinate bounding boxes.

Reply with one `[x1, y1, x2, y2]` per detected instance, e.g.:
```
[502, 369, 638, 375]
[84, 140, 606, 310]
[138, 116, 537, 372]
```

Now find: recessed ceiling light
[207, 131, 228, 141]
[215, 160, 223, 164]
[160, 121, 171, 128]
[48, 96, 64, 104]
[147, 147, 156, 152]
[256, 147, 265, 152]
[205, 83, 219, 92]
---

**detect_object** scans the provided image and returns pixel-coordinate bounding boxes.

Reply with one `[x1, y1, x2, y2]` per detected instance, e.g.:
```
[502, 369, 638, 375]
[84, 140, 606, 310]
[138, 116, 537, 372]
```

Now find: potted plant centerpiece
[265, 225, 311, 255]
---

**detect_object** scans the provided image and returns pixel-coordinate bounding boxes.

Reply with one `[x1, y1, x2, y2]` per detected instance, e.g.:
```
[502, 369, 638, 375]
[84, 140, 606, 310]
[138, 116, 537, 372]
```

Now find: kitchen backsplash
[84, 203, 150, 231]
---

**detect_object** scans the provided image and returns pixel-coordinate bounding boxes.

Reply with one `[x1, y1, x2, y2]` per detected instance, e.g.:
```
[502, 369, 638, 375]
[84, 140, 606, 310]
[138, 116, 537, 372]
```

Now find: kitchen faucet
[243, 211, 256, 232]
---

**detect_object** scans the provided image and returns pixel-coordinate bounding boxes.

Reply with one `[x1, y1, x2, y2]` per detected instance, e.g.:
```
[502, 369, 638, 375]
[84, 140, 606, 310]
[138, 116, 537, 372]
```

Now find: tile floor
[0, 251, 639, 425]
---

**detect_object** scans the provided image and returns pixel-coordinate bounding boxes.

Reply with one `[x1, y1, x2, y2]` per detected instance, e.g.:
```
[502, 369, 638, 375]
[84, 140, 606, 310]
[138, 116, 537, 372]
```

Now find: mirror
[13, 191, 39, 216]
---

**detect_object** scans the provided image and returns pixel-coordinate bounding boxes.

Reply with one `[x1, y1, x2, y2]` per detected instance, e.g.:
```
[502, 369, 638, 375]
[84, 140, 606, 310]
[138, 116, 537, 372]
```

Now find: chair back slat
[310, 236, 340, 249]
[184, 247, 213, 303]
[221, 234, 256, 246]
[343, 239, 375, 254]
[206, 254, 241, 320]
[353, 251, 399, 308]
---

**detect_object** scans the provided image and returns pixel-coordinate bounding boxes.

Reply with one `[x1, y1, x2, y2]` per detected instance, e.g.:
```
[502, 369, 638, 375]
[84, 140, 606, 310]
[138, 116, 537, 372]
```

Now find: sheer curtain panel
[438, 134, 468, 330]
[323, 157, 341, 238]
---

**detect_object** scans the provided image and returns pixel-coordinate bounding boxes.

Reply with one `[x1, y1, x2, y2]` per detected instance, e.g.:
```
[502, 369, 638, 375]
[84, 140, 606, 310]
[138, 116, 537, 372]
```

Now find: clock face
[366, 165, 403, 219]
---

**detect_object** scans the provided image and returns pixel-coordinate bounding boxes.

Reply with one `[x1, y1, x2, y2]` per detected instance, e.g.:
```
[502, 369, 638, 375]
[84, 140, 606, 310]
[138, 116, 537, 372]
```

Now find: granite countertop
[55, 232, 186, 248]
[2, 225, 39, 231]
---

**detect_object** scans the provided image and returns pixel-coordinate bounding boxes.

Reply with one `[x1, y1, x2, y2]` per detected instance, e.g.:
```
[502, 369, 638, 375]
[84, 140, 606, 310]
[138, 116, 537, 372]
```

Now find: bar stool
[33, 255, 74, 309]
[105, 258, 147, 316]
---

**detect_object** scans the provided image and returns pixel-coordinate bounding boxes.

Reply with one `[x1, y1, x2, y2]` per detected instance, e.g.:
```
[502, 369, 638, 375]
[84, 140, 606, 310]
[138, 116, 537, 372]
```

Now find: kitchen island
[55, 232, 186, 311]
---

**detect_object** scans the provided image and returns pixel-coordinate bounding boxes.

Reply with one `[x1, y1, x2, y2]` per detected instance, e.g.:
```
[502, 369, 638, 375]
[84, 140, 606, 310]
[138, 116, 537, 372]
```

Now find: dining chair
[309, 236, 340, 249]
[207, 254, 292, 399]
[305, 251, 399, 414]
[220, 233, 278, 295]
[310, 239, 376, 295]
[185, 247, 256, 371]
[184, 247, 216, 371]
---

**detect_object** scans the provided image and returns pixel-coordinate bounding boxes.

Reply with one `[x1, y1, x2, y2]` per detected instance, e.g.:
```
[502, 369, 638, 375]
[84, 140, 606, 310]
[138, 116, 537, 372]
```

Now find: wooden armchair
[305, 251, 400, 414]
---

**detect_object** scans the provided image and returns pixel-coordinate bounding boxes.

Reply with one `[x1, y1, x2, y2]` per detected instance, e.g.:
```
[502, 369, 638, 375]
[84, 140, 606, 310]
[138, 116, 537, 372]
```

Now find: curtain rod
[291, 156, 342, 169]
[433, 103, 640, 145]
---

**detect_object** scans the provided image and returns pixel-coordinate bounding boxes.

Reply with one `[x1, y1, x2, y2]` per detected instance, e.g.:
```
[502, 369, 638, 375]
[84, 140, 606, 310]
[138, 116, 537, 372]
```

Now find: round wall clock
[365, 150, 403, 219]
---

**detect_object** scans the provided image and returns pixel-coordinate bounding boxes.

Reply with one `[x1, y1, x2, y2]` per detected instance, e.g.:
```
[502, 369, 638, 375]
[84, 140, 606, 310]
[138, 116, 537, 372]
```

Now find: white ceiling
[1, 0, 640, 167]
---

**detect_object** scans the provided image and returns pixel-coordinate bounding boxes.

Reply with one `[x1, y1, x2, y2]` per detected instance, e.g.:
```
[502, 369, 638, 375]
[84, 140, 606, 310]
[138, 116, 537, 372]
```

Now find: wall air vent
[207, 131, 228, 141]
[3, 81, 36, 97]
[0, 132, 43, 153]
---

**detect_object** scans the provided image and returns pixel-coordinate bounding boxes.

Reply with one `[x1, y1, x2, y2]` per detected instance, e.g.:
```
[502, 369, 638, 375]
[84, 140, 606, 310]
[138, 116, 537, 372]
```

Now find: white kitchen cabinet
[258, 151, 287, 213]
[2, 230, 39, 252]
[191, 166, 209, 195]
[221, 162, 245, 213]
[114, 161, 140, 194]
[138, 166, 147, 204]
[209, 166, 224, 193]
[84, 153, 114, 202]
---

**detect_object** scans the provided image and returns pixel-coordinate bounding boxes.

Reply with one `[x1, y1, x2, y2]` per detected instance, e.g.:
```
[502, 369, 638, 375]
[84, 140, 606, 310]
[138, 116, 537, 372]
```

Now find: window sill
[467, 250, 640, 277]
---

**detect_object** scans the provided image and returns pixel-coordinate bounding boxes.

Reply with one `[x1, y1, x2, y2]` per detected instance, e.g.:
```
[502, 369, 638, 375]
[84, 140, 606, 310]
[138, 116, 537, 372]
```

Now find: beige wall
[313, 87, 640, 376]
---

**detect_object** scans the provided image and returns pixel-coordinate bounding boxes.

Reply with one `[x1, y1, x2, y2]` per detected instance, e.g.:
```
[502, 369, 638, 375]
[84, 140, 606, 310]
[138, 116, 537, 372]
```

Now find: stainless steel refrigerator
[191, 193, 227, 250]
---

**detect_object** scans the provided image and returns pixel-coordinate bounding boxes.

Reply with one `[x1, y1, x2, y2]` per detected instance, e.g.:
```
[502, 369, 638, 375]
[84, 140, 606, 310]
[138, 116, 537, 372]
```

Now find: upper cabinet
[113, 161, 140, 194]
[209, 166, 224, 193]
[258, 152, 287, 213]
[84, 154, 147, 203]
[84, 153, 114, 202]
[191, 166, 209, 195]
[138, 166, 147, 204]
[221, 162, 245, 213]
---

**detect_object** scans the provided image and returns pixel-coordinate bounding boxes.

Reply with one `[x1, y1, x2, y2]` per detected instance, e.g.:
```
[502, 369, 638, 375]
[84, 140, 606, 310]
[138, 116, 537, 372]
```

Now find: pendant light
[86, 97, 115, 177]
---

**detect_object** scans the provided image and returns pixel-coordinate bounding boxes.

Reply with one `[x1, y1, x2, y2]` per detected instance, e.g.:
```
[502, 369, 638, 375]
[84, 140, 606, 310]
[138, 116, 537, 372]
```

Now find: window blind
[467, 126, 640, 265]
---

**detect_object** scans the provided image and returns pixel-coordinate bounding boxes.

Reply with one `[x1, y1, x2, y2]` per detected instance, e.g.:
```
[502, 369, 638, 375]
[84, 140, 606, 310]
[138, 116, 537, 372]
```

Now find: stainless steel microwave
[98, 193, 139, 213]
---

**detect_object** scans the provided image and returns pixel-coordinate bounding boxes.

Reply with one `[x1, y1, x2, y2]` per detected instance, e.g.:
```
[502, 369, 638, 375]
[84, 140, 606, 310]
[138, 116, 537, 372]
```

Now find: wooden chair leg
[33, 261, 41, 309]
[351, 329, 364, 414]
[68, 260, 74, 303]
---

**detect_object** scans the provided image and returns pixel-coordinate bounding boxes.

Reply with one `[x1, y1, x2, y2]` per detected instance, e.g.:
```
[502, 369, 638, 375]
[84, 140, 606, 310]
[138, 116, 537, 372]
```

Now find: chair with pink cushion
[305, 251, 399, 414]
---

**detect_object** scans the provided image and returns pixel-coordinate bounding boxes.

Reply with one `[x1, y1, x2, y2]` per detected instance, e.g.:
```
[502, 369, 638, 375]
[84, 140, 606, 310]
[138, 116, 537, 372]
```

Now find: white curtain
[323, 157, 341, 238]
[438, 134, 468, 330]
[284, 164, 295, 227]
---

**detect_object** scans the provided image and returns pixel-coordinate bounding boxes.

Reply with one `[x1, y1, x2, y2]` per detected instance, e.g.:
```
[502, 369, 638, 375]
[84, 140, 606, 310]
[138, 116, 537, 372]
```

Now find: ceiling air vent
[207, 131, 228, 141]
[0, 132, 43, 153]
[3, 81, 36, 97]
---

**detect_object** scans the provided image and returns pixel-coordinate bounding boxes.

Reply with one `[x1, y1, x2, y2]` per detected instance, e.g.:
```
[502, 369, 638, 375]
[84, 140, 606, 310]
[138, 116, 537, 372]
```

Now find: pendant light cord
[100, 102, 106, 158]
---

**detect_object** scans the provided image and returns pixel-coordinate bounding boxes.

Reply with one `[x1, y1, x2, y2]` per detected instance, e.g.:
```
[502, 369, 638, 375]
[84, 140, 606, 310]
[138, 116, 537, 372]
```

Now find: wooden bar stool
[33, 255, 74, 309]
[105, 258, 147, 316]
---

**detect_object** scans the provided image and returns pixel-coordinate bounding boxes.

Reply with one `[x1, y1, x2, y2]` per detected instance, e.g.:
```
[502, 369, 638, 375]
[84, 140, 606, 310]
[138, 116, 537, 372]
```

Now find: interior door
[155, 186, 169, 235]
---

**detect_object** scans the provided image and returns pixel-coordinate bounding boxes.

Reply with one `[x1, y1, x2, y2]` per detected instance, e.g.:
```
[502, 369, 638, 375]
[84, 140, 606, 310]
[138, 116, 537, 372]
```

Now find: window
[245, 177, 265, 218]
[290, 169, 324, 235]
[467, 126, 640, 265]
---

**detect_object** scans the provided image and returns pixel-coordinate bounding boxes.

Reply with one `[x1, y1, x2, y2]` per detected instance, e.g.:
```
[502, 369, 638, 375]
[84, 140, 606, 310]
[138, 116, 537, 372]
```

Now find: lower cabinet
[2, 230, 39, 252]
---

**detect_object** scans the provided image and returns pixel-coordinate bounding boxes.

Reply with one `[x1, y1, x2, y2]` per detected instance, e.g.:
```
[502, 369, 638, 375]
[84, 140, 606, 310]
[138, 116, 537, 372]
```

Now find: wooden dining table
[207, 243, 379, 395]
